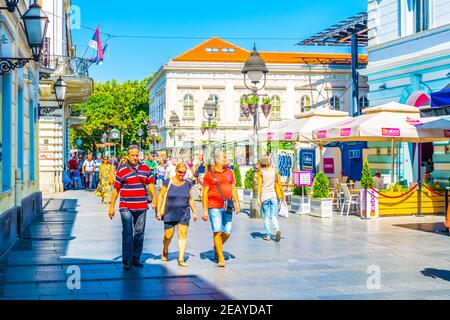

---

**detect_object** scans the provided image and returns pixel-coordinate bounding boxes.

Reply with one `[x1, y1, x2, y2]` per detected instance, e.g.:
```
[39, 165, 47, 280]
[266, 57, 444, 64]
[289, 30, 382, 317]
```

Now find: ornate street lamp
[137, 128, 144, 151]
[0, 0, 19, 13]
[54, 76, 67, 108]
[0, 1, 49, 73]
[202, 95, 218, 164]
[169, 111, 180, 158]
[242, 44, 268, 93]
[241, 44, 269, 219]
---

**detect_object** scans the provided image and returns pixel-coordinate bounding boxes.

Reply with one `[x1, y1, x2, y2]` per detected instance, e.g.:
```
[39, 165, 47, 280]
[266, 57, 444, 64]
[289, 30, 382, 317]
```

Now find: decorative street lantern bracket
[0, 58, 35, 74]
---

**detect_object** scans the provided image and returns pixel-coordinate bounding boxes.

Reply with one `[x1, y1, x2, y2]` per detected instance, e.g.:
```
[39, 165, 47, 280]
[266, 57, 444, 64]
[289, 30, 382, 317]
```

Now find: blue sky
[70, 0, 368, 83]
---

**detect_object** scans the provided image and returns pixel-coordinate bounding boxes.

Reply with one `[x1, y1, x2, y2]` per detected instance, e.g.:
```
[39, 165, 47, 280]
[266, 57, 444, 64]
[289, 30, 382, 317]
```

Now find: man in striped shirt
[109, 145, 157, 270]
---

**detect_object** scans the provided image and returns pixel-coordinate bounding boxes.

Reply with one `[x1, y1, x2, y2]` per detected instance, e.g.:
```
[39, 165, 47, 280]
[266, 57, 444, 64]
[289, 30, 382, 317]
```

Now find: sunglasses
[177, 171, 187, 175]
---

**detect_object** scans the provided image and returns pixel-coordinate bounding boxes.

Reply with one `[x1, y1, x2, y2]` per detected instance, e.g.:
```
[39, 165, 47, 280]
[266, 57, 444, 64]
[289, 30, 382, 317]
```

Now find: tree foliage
[70, 77, 152, 154]
[245, 167, 254, 190]
[234, 162, 242, 188]
[361, 160, 374, 190]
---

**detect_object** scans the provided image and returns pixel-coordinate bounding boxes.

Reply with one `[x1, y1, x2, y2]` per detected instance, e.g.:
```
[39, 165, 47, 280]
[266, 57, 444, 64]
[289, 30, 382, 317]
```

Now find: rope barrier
[422, 184, 445, 197]
[371, 184, 418, 199]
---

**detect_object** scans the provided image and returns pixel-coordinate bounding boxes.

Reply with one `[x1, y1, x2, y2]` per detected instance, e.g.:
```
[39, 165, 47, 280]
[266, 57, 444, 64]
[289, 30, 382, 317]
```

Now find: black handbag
[210, 171, 234, 215]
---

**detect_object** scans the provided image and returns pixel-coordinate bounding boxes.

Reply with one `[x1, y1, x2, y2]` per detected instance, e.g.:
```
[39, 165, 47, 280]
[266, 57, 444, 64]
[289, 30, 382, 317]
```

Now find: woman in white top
[257, 155, 284, 242]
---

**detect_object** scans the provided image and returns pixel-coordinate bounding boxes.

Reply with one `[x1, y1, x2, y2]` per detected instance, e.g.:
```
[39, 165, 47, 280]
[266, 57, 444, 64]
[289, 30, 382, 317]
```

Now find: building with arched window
[361, 0, 450, 186]
[148, 37, 368, 162]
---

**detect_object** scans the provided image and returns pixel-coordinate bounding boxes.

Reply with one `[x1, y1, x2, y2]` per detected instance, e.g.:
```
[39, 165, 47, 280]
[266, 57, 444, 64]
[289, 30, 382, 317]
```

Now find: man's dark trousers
[119, 208, 147, 267]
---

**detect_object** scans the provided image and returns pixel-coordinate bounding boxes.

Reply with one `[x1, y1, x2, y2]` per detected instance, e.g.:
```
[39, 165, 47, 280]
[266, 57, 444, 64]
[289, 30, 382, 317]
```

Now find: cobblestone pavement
[1, 189, 450, 300]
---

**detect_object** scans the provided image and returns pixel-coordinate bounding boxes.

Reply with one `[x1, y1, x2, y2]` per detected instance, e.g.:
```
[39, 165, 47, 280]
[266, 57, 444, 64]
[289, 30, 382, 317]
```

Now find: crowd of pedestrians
[71, 145, 285, 271]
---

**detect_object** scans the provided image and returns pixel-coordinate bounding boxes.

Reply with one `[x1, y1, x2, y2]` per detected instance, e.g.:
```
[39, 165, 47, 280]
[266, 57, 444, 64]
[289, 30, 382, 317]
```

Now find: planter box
[378, 189, 445, 216]
[309, 198, 333, 219]
[290, 195, 310, 215]
[243, 189, 253, 203]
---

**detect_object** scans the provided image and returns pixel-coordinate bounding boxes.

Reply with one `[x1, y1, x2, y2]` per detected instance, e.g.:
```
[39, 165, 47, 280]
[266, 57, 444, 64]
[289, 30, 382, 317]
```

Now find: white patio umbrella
[417, 115, 450, 130]
[313, 102, 450, 182]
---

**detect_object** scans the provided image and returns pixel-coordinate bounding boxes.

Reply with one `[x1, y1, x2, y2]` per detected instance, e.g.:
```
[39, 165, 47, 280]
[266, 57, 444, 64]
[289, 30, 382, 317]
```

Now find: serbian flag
[88, 27, 104, 64]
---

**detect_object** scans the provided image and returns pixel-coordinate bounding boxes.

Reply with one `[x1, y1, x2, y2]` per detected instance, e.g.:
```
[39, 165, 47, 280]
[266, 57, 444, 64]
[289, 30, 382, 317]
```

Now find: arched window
[271, 95, 281, 119]
[359, 96, 369, 110]
[330, 96, 340, 110]
[183, 94, 194, 118]
[300, 95, 311, 113]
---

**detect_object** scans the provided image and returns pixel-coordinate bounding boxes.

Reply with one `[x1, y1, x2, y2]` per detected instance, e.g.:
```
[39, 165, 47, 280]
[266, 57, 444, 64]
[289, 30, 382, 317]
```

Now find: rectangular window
[414, 0, 429, 33]
[1, 73, 12, 191]
[18, 88, 24, 181]
[184, 106, 194, 118]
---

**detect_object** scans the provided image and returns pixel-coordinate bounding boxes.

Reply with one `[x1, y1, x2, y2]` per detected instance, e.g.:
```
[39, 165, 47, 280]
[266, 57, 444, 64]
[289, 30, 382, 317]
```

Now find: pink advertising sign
[323, 158, 335, 174]
[267, 132, 274, 141]
[382, 128, 401, 137]
[316, 130, 327, 139]
[444, 130, 450, 138]
[294, 171, 313, 187]
[340, 128, 351, 137]
[284, 132, 293, 140]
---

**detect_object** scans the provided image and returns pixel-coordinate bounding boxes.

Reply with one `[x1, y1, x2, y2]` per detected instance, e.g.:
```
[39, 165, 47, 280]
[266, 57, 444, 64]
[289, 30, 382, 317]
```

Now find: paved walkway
[1, 189, 450, 300]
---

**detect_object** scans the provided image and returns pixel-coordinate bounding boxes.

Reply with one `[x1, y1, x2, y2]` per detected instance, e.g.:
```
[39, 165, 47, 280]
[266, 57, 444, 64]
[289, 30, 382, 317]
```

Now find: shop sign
[381, 128, 401, 137]
[284, 132, 293, 140]
[294, 171, 313, 187]
[340, 128, 351, 137]
[360, 189, 379, 219]
[299, 149, 315, 173]
[444, 130, 450, 138]
[323, 158, 335, 174]
[316, 130, 327, 139]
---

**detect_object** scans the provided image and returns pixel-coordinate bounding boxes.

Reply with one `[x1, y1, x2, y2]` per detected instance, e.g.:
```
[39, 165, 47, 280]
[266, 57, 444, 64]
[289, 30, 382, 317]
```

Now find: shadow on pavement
[0, 197, 232, 300]
[392, 222, 449, 236]
[199, 250, 236, 263]
[420, 268, 450, 282]
[250, 232, 266, 240]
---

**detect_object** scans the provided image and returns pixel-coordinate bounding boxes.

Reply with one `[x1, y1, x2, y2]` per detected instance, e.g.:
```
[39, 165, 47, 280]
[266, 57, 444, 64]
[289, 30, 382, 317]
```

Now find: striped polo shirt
[114, 162, 154, 212]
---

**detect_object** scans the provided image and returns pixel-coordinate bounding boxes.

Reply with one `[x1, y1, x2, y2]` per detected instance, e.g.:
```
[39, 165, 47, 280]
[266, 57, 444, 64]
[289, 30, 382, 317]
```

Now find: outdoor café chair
[340, 183, 359, 216]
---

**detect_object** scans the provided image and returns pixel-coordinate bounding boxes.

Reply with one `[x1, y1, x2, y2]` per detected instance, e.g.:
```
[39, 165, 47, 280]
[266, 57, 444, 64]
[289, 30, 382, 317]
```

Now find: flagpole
[81, 25, 100, 60]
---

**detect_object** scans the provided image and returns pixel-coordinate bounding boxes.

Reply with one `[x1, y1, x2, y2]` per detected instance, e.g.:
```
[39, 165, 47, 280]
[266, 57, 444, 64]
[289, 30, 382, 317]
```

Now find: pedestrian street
[1, 190, 450, 300]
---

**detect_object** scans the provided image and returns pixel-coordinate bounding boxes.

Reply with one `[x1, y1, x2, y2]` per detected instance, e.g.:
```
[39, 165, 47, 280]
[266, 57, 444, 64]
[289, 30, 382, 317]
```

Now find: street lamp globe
[21, 1, 49, 61]
[148, 121, 159, 137]
[137, 128, 144, 137]
[101, 132, 108, 143]
[242, 44, 268, 86]
[54, 76, 67, 108]
[203, 95, 218, 119]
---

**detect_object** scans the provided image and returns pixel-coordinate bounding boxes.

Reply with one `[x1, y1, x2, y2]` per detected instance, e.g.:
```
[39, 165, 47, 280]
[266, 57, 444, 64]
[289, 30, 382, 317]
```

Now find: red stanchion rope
[422, 184, 445, 197]
[370, 184, 418, 199]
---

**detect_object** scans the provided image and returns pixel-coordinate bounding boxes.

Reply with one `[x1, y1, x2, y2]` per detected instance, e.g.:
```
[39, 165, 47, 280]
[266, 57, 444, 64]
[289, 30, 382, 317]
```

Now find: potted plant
[243, 167, 254, 203]
[309, 172, 333, 218]
[200, 122, 207, 134]
[168, 130, 174, 138]
[248, 95, 259, 115]
[290, 186, 310, 215]
[261, 97, 273, 118]
[209, 121, 218, 135]
[360, 160, 377, 219]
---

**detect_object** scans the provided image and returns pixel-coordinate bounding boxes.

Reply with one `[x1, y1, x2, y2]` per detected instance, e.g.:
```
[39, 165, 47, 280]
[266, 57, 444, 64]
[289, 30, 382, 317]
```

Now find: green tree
[361, 160, 374, 189]
[234, 162, 242, 188]
[70, 77, 153, 154]
[312, 172, 330, 199]
[245, 167, 254, 190]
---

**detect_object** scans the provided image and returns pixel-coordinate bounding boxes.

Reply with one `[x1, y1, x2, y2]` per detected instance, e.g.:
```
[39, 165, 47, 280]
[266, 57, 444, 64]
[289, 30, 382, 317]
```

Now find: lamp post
[202, 94, 218, 165]
[241, 44, 269, 219]
[54, 76, 67, 108]
[169, 111, 180, 159]
[147, 121, 159, 154]
[101, 132, 108, 157]
[137, 128, 144, 152]
[0, 1, 49, 73]
[109, 128, 121, 157]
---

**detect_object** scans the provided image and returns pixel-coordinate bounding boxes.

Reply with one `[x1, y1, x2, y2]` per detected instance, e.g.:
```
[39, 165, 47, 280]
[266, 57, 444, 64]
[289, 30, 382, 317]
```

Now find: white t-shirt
[83, 160, 95, 172]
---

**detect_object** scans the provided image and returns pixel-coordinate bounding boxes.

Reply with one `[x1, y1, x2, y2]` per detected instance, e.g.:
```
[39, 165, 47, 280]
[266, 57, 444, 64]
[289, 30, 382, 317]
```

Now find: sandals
[178, 259, 188, 267]
[217, 260, 225, 268]
[161, 251, 168, 262]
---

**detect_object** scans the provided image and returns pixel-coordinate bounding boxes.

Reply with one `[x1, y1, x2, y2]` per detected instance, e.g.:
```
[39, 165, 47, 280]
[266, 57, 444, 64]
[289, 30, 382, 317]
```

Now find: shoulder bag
[275, 170, 284, 200]
[127, 163, 153, 203]
[159, 179, 172, 217]
[210, 170, 234, 215]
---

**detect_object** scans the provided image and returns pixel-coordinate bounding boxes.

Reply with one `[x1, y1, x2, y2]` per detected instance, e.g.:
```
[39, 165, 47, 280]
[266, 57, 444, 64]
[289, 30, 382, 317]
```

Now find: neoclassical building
[147, 37, 368, 163]
[361, 0, 450, 185]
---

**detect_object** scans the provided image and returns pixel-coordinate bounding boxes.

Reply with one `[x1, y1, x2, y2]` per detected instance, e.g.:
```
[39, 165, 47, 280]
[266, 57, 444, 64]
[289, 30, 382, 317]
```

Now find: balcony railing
[40, 54, 92, 78]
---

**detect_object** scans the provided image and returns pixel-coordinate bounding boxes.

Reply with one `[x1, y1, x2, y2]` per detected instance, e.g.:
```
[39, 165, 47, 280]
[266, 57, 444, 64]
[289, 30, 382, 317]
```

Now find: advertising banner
[299, 149, 316, 174]
[360, 189, 379, 219]
[323, 158, 335, 174]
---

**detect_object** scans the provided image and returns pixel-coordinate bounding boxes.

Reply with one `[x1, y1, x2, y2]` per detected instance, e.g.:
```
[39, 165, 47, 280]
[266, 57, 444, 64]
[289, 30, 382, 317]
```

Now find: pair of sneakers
[264, 230, 281, 242]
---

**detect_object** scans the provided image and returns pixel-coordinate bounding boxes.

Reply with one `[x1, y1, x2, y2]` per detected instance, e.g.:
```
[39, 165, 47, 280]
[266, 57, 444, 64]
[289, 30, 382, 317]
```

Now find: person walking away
[157, 163, 197, 267]
[93, 154, 103, 189]
[257, 155, 283, 242]
[82, 154, 95, 192]
[202, 151, 240, 267]
[148, 155, 158, 184]
[78, 155, 85, 189]
[109, 145, 157, 270]
[96, 157, 114, 205]
[68, 155, 79, 190]
[156, 160, 167, 190]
